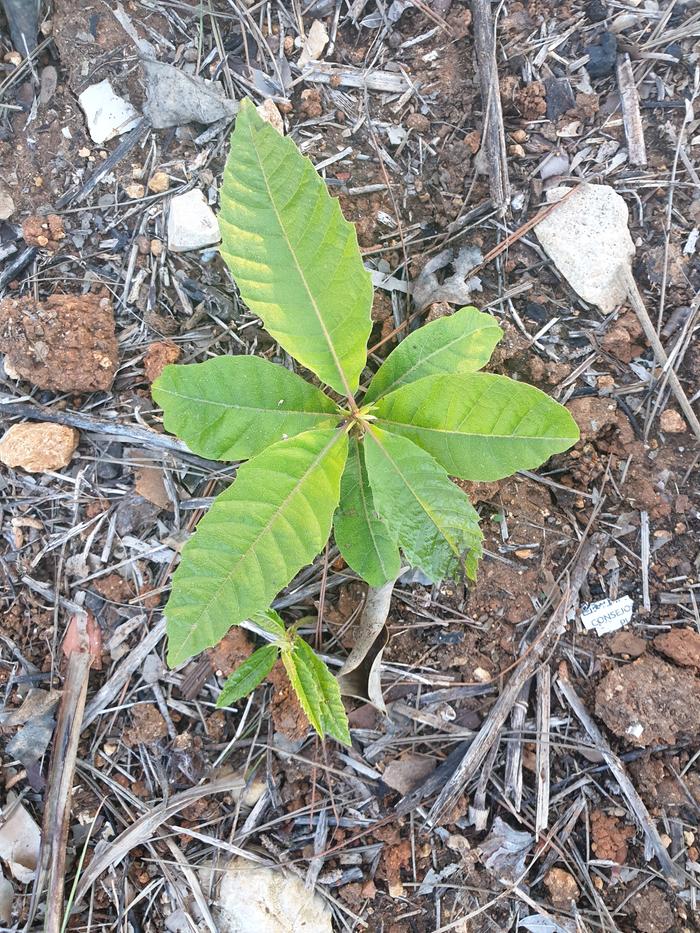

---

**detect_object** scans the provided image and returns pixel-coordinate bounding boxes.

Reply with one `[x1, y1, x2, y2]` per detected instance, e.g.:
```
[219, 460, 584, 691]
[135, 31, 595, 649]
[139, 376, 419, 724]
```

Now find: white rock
[78, 79, 140, 145]
[298, 19, 329, 67]
[0, 187, 15, 220]
[167, 189, 221, 252]
[540, 153, 570, 180]
[535, 184, 635, 313]
[214, 858, 332, 933]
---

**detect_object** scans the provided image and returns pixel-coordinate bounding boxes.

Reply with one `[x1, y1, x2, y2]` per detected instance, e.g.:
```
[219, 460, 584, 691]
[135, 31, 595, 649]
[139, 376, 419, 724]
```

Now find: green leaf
[252, 609, 288, 641]
[165, 428, 348, 666]
[282, 639, 350, 744]
[364, 306, 502, 403]
[364, 426, 482, 582]
[281, 644, 323, 737]
[219, 99, 372, 397]
[375, 373, 579, 481]
[216, 643, 279, 707]
[293, 637, 350, 745]
[152, 356, 339, 460]
[333, 437, 401, 587]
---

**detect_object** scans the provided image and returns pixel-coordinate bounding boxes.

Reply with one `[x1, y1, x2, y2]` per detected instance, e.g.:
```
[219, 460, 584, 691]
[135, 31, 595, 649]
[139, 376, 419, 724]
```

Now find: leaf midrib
[245, 113, 355, 402]
[367, 429, 462, 561]
[377, 417, 575, 444]
[351, 441, 396, 578]
[369, 321, 501, 399]
[175, 428, 346, 658]
[157, 386, 336, 419]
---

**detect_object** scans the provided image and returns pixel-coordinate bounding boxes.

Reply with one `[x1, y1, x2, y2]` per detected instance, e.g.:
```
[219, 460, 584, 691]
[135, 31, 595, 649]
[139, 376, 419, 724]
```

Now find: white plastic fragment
[214, 858, 333, 932]
[167, 189, 221, 253]
[580, 596, 634, 636]
[534, 184, 635, 313]
[78, 79, 140, 145]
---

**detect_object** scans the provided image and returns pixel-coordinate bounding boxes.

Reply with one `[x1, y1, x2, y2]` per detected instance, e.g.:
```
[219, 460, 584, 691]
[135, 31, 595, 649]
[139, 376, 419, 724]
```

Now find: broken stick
[622, 267, 700, 441]
[616, 54, 647, 167]
[471, 0, 510, 215]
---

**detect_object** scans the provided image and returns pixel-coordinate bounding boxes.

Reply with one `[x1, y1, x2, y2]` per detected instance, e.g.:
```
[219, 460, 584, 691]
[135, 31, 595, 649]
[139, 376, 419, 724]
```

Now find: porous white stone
[535, 184, 635, 313]
[214, 858, 333, 933]
[167, 189, 221, 253]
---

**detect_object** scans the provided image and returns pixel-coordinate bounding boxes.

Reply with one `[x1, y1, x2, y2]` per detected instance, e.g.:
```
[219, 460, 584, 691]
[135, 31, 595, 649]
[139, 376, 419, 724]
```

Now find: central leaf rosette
[153, 99, 579, 671]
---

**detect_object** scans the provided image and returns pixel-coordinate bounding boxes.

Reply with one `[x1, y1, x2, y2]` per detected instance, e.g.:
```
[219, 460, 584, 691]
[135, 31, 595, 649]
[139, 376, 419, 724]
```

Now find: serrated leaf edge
[216, 643, 280, 707]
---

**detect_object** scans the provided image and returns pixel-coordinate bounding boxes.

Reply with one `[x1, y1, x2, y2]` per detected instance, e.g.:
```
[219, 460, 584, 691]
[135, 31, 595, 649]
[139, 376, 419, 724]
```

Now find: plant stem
[339, 577, 397, 677]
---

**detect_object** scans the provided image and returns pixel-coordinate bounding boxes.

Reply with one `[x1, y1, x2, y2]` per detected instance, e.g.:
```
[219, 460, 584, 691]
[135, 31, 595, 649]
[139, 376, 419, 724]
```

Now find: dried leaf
[0, 796, 41, 883]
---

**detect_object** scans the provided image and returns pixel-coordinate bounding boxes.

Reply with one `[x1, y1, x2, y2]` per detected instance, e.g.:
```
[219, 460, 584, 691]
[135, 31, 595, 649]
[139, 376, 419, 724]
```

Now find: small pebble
[167, 189, 220, 252]
[147, 171, 170, 193]
[659, 409, 686, 434]
[0, 423, 79, 473]
[585, 32, 617, 78]
[0, 189, 16, 220]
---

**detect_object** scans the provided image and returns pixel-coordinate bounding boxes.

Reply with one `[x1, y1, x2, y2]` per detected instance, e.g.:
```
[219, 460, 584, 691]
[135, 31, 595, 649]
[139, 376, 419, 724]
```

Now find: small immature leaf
[219, 99, 372, 397]
[282, 644, 323, 737]
[375, 373, 579, 481]
[152, 356, 338, 460]
[293, 637, 350, 745]
[216, 643, 279, 707]
[165, 428, 348, 666]
[364, 306, 502, 403]
[334, 437, 401, 587]
[364, 427, 482, 582]
[252, 609, 288, 640]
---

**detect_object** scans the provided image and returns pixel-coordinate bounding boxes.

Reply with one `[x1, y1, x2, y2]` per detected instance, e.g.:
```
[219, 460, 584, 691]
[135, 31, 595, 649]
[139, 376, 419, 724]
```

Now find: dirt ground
[1, 0, 699, 930]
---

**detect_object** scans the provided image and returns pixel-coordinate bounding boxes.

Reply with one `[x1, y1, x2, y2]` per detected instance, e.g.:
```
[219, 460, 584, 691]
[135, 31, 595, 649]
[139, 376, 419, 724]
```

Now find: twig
[503, 679, 531, 811]
[616, 54, 647, 167]
[471, 0, 510, 215]
[29, 616, 94, 931]
[299, 62, 410, 93]
[81, 618, 166, 730]
[469, 732, 500, 831]
[622, 267, 700, 440]
[535, 665, 551, 840]
[395, 741, 472, 817]
[555, 663, 685, 886]
[0, 396, 206, 460]
[71, 773, 247, 907]
[56, 119, 150, 208]
[426, 533, 606, 827]
[0, 246, 37, 296]
[640, 509, 651, 611]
